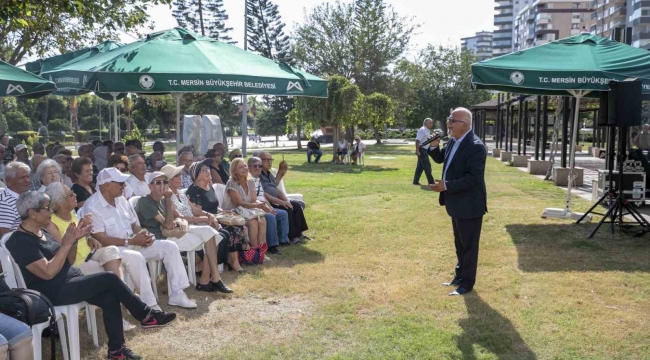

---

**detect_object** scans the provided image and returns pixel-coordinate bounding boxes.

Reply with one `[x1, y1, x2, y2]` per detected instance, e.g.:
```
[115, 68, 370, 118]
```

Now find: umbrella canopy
[0, 60, 56, 98]
[471, 33, 650, 98]
[41, 27, 328, 97]
[25, 40, 123, 75]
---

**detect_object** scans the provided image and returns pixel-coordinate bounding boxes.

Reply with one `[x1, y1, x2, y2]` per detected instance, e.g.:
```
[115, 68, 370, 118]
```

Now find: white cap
[96, 167, 130, 186]
[145, 171, 166, 184]
[15, 144, 27, 152]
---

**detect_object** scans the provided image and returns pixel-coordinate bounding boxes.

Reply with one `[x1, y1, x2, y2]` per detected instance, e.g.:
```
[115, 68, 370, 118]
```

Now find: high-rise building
[494, 0, 533, 57]
[514, 0, 594, 51]
[590, 0, 650, 49]
[461, 31, 494, 61]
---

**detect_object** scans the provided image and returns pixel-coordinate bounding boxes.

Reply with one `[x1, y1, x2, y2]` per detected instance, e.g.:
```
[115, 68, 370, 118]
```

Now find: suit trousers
[413, 147, 434, 185]
[451, 217, 483, 290]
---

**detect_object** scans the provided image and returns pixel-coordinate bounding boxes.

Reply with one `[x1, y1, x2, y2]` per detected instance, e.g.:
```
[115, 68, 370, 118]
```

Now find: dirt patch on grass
[127, 295, 313, 359]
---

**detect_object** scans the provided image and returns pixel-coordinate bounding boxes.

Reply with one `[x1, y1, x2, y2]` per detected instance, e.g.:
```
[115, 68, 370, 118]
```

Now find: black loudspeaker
[606, 80, 642, 127]
[598, 91, 609, 126]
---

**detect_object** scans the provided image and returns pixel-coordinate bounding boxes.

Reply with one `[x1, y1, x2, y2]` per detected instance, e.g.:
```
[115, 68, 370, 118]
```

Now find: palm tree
[123, 96, 133, 133]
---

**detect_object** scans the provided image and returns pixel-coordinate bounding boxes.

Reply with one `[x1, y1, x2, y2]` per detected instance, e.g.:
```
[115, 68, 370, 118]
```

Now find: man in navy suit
[428, 107, 487, 296]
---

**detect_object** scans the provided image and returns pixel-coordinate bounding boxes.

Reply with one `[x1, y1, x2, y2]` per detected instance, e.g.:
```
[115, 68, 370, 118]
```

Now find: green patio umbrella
[26, 40, 123, 75]
[0, 59, 56, 98]
[471, 33, 650, 220]
[41, 27, 328, 149]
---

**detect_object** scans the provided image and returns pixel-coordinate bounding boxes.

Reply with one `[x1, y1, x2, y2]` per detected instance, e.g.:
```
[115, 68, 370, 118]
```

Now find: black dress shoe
[442, 278, 461, 287]
[195, 282, 216, 292]
[268, 246, 282, 255]
[211, 280, 233, 293]
[449, 287, 472, 296]
[413, 182, 421, 185]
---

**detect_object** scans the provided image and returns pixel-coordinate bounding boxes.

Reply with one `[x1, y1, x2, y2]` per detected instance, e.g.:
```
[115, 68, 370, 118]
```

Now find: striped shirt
[0, 188, 21, 231]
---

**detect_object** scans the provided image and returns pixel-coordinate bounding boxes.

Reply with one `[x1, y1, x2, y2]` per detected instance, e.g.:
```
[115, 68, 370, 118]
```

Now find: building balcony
[632, 30, 650, 41]
[536, 39, 551, 45]
[494, 15, 514, 24]
[493, 43, 513, 49]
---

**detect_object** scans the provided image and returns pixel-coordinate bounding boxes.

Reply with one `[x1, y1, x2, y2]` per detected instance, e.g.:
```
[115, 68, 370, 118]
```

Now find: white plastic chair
[1, 232, 99, 358]
[270, 169, 304, 202]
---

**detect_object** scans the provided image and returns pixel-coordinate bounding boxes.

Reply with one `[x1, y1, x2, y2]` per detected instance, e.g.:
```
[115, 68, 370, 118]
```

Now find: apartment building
[590, 0, 650, 49]
[494, 0, 532, 56]
[461, 31, 494, 61]
[513, 0, 594, 51]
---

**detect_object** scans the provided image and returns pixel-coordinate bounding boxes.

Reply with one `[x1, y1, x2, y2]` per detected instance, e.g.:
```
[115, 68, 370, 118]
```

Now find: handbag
[216, 213, 246, 226]
[234, 206, 266, 220]
[0, 277, 58, 359]
[161, 218, 189, 239]
[238, 243, 268, 265]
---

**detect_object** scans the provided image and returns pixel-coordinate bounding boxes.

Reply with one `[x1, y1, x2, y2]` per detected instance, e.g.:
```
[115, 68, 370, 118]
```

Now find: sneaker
[122, 319, 136, 332]
[150, 304, 162, 312]
[140, 309, 176, 329]
[108, 346, 142, 360]
[168, 291, 197, 309]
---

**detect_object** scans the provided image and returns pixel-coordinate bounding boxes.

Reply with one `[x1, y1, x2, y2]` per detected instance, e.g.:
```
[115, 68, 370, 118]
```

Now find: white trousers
[168, 225, 222, 251]
[118, 239, 190, 307]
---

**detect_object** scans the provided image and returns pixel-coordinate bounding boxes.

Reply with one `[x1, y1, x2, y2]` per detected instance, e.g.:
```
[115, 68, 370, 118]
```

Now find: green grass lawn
[70, 145, 650, 360]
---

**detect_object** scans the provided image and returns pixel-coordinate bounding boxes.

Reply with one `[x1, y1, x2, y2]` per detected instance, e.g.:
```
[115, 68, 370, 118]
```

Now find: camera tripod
[576, 127, 650, 238]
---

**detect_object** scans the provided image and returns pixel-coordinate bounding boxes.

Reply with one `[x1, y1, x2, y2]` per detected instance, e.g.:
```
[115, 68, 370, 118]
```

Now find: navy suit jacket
[429, 130, 488, 219]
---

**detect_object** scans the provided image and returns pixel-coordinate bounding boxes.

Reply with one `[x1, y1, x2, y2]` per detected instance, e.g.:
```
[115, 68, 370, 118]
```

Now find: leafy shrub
[13, 131, 39, 146]
[47, 118, 71, 133]
[5, 111, 32, 132]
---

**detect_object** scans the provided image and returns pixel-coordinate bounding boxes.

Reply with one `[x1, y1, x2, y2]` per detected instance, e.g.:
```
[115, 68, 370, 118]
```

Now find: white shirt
[338, 140, 348, 150]
[417, 126, 432, 150]
[61, 174, 73, 188]
[251, 176, 265, 202]
[352, 141, 366, 153]
[83, 191, 140, 239]
[0, 188, 20, 231]
[126, 174, 150, 197]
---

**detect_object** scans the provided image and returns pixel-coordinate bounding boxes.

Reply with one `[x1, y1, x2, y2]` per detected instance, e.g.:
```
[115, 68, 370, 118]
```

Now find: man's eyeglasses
[35, 206, 52, 213]
[250, 164, 263, 169]
[261, 158, 273, 162]
[446, 116, 465, 124]
[232, 154, 243, 158]
[153, 180, 169, 185]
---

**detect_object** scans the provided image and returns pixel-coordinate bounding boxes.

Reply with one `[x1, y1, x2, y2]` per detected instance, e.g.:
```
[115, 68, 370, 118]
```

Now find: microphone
[421, 131, 445, 147]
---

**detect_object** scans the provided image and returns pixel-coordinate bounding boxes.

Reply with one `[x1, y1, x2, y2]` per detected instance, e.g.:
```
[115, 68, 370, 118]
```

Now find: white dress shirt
[417, 126, 432, 150]
[82, 191, 140, 239]
[126, 174, 150, 197]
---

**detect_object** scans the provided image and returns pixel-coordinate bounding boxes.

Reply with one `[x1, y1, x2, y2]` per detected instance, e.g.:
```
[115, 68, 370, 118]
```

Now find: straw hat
[160, 164, 184, 180]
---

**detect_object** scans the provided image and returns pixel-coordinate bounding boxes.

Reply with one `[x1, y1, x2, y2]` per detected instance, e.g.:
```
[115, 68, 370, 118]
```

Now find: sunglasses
[153, 180, 169, 185]
[250, 164, 263, 169]
[110, 181, 126, 187]
[232, 154, 243, 158]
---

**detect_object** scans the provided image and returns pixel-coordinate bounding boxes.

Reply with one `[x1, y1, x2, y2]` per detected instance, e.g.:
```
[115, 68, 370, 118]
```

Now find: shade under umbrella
[0, 59, 56, 98]
[471, 33, 650, 220]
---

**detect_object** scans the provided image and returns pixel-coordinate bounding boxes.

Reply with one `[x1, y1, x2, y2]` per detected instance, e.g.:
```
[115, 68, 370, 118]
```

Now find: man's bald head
[31, 154, 45, 170]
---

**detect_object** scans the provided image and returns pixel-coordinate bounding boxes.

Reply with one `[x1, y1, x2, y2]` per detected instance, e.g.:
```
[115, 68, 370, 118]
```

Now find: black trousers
[273, 200, 308, 239]
[413, 147, 434, 185]
[451, 217, 483, 290]
[44, 272, 150, 352]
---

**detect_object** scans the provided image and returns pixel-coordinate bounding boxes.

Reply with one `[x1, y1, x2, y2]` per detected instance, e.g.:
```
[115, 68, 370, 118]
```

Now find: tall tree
[293, 0, 417, 93]
[0, 0, 172, 65]
[246, 0, 295, 143]
[361, 93, 394, 144]
[172, 0, 235, 43]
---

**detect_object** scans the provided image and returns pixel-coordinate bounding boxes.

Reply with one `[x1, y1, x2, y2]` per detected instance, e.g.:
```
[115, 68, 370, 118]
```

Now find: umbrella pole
[111, 93, 119, 142]
[541, 90, 592, 221]
[175, 93, 182, 161]
[241, 95, 248, 157]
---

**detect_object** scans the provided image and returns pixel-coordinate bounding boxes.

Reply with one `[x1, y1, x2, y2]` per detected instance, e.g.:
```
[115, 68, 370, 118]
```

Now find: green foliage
[246, 0, 294, 65]
[1, 0, 174, 65]
[13, 131, 39, 146]
[47, 118, 71, 133]
[122, 124, 146, 144]
[80, 114, 102, 130]
[255, 108, 286, 136]
[5, 111, 32, 132]
[75, 130, 89, 142]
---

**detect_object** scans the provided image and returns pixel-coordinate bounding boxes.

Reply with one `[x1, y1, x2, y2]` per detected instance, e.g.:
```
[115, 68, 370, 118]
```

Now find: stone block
[512, 154, 532, 167]
[500, 151, 513, 162]
[527, 159, 548, 175]
[492, 148, 501, 158]
[552, 167, 584, 187]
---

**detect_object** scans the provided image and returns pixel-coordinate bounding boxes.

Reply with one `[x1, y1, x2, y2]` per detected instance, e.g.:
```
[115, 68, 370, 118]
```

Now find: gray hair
[452, 107, 473, 127]
[252, 150, 263, 157]
[17, 191, 50, 220]
[36, 159, 61, 181]
[179, 151, 194, 159]
[52, 154, 67, 163]
[423, 118, 433, 126]
[44, 182, 68, 212]
[5, 161, 30, 179]
[128, 154, 143, 168]
[247, 156, 262, 166]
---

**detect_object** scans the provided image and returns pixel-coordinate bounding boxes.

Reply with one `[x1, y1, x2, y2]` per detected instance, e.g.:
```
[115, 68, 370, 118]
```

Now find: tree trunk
[275, 135, 279, 147]
[296, 124, 302, 150]
[374, 127, 381, 145]
[332, 126, 340, 162]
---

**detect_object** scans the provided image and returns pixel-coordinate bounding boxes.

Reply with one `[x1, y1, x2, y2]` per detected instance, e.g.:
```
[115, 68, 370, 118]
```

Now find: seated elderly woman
[108, 153, 129, 173]
[222, 158, 269, 248]
[185, 159, 249, 273]
[205, 149, 229, 185]
[228, 148, 243, 162]
[0, 314, 32, 360]
[36, 159, 61, 192]
[43, 182, 123, 277]
[133, 170, 232, 293]
[5, 192, 176, 360]
[71, 157, 95, 210]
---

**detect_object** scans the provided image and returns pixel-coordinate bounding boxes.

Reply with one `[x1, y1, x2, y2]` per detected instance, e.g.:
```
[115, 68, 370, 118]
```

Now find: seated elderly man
[248, 156, 289, 253]
[14, 144, 30, 168]
[307, 136, 323, 164]
[147, 151, 166, 172]
[258, 152, 310, 244]
[0, 162, 31, 235]
[134, 171, 232, 293]
[83, 168, 197, 308]
[350, 136, 366, 165]
[28, 154, 45, 191]
[178, 151, 194, 189]
[125, 154, 150, 198]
